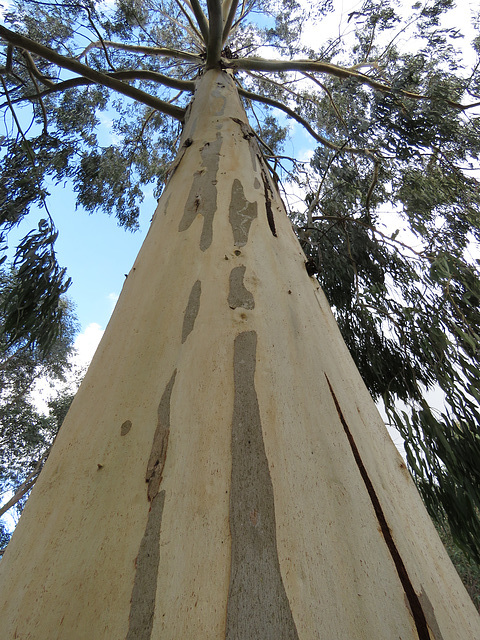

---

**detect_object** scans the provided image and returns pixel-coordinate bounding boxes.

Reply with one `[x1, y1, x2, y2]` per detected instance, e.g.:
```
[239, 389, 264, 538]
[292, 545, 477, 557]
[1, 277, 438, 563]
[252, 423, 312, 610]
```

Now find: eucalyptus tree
[0, 267, 78, 539]
[0, 0, 480, 637]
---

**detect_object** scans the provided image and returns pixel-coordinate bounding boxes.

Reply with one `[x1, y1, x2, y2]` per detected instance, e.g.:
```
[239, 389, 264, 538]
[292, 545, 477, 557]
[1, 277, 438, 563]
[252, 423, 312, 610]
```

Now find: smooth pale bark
[0, 70, 479, 639]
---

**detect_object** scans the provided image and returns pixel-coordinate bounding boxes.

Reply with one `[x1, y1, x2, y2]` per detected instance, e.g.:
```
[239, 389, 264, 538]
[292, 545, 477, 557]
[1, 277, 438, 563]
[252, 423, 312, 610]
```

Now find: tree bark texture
[0, 70, 479, 639]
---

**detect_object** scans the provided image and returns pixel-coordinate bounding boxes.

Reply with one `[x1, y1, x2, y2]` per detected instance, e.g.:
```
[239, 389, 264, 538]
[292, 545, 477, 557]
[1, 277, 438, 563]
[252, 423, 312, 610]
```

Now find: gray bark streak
[126, 491, 165, 640]
[226, 331, 299, 640]
[179, 134, 222, 251]
[228, 266, 254, 310]
[146, 370, 177, 502]
[182, 280, 202, 343]
[228, 179, 257, 247]
[121, 420, 132, 436]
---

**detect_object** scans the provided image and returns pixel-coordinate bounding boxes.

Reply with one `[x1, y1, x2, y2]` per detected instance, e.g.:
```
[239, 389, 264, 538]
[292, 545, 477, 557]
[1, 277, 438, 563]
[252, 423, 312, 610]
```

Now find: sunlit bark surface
[0, 70, 479, 639]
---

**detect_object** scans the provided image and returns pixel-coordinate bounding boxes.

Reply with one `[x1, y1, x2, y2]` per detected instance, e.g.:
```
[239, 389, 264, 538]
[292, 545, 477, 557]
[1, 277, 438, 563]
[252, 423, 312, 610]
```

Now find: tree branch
[0, 451, 49, 519]
[84, 4, 116, 72]
[78, 39, 202, 64]
[222, 0, 240, 45]
[302, 72, 348, 129]
[229, 56, 476, 109]
[1, 70, 195, 109]
[206, 0, 223, 68]
[23, 57, 49, 133]
[21, 50, 55, 88]
[169, 1, 204, 47]
[237, 85, 375, 156]
[188, 0, 210, 44]
[0, 25, 186, 120]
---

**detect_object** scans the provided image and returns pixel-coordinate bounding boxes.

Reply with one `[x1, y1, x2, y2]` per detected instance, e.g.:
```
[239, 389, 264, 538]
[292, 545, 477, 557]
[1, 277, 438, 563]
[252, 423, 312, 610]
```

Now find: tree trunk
[0, 69, 478, 639]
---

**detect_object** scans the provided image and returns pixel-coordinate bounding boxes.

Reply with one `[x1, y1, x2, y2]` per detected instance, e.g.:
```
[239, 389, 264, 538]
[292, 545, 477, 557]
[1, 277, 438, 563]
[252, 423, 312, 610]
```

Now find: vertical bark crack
[226, 331, 299, 640]
[325, 374, 431, 640]
[261, 169, 277, 238]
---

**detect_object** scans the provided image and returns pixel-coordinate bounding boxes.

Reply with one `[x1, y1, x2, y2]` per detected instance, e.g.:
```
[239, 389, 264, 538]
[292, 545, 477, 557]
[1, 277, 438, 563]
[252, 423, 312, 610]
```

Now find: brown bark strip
[178, 134, 222, 251]
[228, 179, 257, 247]
[261, 169, 277, 237]
[228, 266, 255, 310]
[182, 280, 201, 343]
[325, 375, 431, 640]
[126, 491, 165, 640]
[146, 370, 177, 502]
[226, 331, 299, 640]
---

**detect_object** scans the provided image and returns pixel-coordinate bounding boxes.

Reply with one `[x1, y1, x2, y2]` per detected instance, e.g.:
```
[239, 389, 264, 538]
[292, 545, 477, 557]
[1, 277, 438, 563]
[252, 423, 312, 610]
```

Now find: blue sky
[6, 172, 152, 330]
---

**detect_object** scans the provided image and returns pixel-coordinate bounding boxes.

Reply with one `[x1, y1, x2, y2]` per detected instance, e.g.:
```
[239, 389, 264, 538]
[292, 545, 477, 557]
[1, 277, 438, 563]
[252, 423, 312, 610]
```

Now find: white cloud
[74, 322, 104, 369]
[27, 323, 104, 415]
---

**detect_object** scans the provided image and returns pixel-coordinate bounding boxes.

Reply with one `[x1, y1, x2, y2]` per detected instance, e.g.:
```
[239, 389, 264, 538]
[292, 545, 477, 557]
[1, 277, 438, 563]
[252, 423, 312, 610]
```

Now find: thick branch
[187, 0, 210, 43]
[206, 0, 223, 68]
[0, 25, 186, 120]
[237, 85, 375, 156]
[21, 50, 55, 88]
[222, 0, 239, 45]
[78, 40, 202, 64]
[230, 57, 475, 109]
[2, 70, 195, 108]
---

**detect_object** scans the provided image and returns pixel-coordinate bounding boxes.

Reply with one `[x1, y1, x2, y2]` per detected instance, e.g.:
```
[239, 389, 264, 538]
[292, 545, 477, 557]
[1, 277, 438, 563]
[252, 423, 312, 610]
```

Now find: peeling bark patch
[226, 331, 299, 640]
[325, 375, 430, 640]
[146, 371, 177, 502]
[254, 177, 261, 190]
[178, 133, 222, 251]
[228, 266, 255, 310]
[182, 280, 201, 343]
[126, 490, 165, 640]
[261, 169, 277, 237]
[229, 179, 257, 247]
[121, 420, 132, 436]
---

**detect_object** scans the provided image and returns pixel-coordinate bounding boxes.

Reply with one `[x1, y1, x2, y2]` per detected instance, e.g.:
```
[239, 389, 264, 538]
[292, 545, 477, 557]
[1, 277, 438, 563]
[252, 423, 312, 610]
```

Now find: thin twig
[84, 5, 116, 72]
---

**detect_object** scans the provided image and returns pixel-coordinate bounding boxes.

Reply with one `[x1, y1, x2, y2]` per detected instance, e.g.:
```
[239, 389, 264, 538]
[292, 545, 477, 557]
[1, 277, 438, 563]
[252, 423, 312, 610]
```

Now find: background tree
[0, 267, 79, 546]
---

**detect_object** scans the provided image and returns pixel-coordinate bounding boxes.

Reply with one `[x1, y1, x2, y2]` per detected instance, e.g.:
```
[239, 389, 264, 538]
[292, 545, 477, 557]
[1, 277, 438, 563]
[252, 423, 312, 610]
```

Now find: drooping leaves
[2, 219, 72, 355]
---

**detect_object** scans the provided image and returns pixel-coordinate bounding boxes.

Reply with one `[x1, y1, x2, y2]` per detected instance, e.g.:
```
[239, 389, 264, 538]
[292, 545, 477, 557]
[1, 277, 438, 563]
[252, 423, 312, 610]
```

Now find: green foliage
[0, 267, 79, 546]
[2, 219, 72, 354]
[436, 518, 480, 612]
[276, 1, 480, 560]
